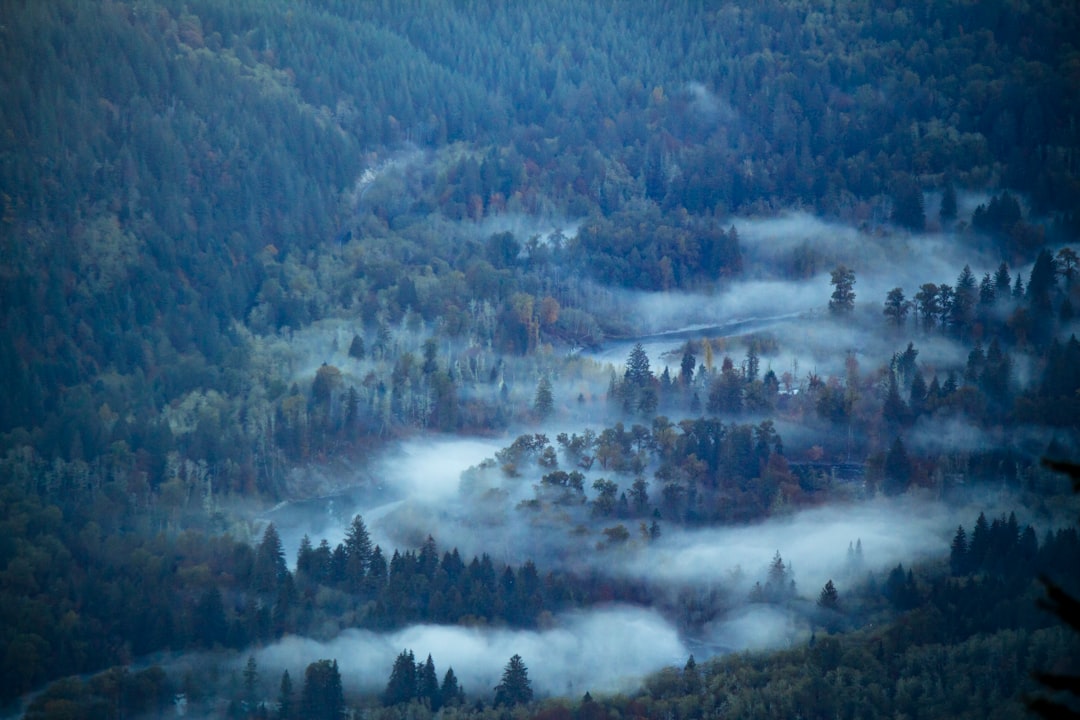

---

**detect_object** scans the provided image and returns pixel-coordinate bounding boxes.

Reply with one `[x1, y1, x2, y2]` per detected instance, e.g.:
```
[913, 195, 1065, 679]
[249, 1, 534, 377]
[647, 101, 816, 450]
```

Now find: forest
[1, 0, 1079, 718]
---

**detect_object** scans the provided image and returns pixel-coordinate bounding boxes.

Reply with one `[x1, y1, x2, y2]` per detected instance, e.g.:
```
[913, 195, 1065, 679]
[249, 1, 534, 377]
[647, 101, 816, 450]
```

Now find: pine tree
[883, 437, 912, 496]
[995, 262, 1012, 299]
[243, 655, 259, 708]
[253, 523, 288, 595]
[494, 654, 533, 707]
[950, 525, 969, 576]
[417, 654, 441, 711]
[939, 179, 957, 224]
[348, 333, 366, 360]
[301, 660, 343, 720]
[383, 650, 417, 706]
[818, 579, 840, 610]
[883, 287, 909, 328]
[277, 671, 293, 720]
[682, 655, 700, 695]
[829, 265, 856, 314]
[440, 668, 463, 707]
[534, 374, 554, 418]
[343, 515, 373, 594]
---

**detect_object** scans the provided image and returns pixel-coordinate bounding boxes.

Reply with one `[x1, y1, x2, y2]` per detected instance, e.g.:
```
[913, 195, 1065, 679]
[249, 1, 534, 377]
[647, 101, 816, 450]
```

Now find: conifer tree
[883, 437, 912, 496]
[818, 579, 840, 610]
[277, 670, 293, 720]
[417, 654, 441, 711]
[301, 660, 343, 720]
[534, 374, 554, 418]
[440, 668, 463, 707]
[383, 650, 417, 706]
[494, 654, 533, 707]
[950, 525, 969, 576]
[253, 523, 288, 595]
[829, 265, 856, 314]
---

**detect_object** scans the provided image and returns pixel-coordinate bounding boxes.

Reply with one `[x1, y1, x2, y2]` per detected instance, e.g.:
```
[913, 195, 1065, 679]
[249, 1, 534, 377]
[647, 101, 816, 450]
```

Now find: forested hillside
[2, 0, 1080, 717]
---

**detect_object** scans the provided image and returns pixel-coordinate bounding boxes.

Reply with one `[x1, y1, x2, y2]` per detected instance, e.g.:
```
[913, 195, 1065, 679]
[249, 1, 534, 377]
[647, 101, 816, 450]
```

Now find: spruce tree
[950, 525, 969, 576]
[301, 660, 343, 720]
[818, 579, 840, 610]
[883, 437, 912, 496]
[417, 654, 441, 711]
[277, 671, 293, 720]
[534, 375, 554, 418]
[383, 650, 417, 706]
[829, 265, 856, 314]
[494, 654, 533, 707]
[440, 668, 463, 708]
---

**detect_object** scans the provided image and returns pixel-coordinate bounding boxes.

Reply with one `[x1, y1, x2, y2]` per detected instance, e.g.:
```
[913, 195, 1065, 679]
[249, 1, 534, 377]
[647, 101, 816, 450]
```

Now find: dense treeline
[0, 497, 650, 705]
[21, 507, 1077, 719]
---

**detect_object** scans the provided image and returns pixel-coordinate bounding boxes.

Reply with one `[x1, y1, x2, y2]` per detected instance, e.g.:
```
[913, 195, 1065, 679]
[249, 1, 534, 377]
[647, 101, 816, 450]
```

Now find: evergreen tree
[680, 350, 696, 386]
[1028, 248, 1058, 311]
[829, 265, 856, 314]
[243, 655, 259, 708]
[383, 650, 417, 706]
[494, 654, 533, 707]
[440, 668, 463, 707]
[534, 375, 554, 419]
[277, 670, 293, 720]
[682, 655, 700, 695]
[969, 512, 990, 571]
[883, 437, 912, 496]
[883, 287, 909, 328]
[939, 179, 958, 224]
[890, 176, 925, 231]
[417, 654, 441, 711]
[952, 265, 977, 338]
[818, 579, 840, 610]
[343, 515, 373, 594]
[995, 262, 1013, 299]
[253, 524, 288, 595]
[301, 660, 343, 720]
[348, 334, 366, 360]
[950, 525, 969, 576]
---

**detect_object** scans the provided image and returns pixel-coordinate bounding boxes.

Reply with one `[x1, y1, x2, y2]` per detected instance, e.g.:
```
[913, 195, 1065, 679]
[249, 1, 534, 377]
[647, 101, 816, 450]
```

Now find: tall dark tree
[829, 266, 856, 314]
[301, 660, 343, 720]
[494, 654, 533, 707]
[818, 579, 840, 611]
[253, 523, 288, 595]
[1028, 248, 1058, 315]
[277, 670, 293, 720]
[915, 283, 941, 331]
[939, 179, 958, 224]
[883, 437, 912, 496]
[883, 287, 909, 328]
[440, 668, 464, 708]
[949, 525, 969, 576]
[343, 515, 373, 594]
[383, 650, 417, 706]
[348, 334, 366, 361]
[417, 654, 441, 711]
[952, 265, 977, 338]
[994, 262, 1013, 300]
[890, 176, 925, 231]
[534, 375, 554, 419]
[680, 350, 696, 386]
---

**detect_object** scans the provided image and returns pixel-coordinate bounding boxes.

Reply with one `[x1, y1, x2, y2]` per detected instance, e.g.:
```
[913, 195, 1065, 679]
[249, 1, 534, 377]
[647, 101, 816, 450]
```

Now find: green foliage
[494, 654, 533, 707]
[301, 660, 344, 720]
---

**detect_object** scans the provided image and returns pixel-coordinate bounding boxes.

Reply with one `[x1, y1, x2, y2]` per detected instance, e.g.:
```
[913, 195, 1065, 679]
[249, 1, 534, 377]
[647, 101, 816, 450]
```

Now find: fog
[244, 206, 1052, 700]
[255, 606, 686, 699]
[614, 495, 957, 593]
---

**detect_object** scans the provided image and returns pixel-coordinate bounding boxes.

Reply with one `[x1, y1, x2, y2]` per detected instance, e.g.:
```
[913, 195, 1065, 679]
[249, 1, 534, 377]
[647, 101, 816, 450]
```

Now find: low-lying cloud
[256, 606, 687, 699]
